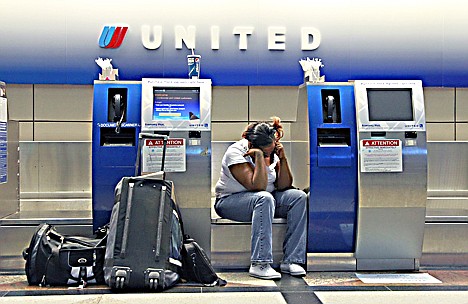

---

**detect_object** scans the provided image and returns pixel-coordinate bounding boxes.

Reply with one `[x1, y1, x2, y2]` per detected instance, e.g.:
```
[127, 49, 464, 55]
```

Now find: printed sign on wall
[0, 95, 7, 184]
[142, 138, 186, 173]
[360, 139, 403, 173]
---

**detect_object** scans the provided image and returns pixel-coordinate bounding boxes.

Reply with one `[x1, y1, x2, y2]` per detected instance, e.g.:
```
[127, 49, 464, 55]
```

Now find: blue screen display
[152, 87, 200, 121]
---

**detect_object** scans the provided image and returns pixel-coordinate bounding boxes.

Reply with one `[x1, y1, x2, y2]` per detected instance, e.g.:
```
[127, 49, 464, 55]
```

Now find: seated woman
[214, 116, 307, 280]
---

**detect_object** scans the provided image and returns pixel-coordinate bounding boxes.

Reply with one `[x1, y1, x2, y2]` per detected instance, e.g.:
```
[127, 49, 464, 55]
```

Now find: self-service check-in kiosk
[354, 80, 427, 270]
[302, 80, 427, 271]
[140, 78, 212, 253]
[92, 78, 213, 253]
[92, 81, 141, 231]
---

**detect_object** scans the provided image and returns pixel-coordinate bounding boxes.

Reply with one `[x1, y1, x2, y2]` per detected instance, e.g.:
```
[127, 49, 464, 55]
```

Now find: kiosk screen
[367, 88, 413, 121]
[152, 87, 200, 121]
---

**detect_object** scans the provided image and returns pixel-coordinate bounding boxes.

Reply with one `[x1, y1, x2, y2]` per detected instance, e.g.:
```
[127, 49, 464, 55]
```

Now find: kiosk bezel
[354, 80, 425, 132]
[141, 78, 211, 132]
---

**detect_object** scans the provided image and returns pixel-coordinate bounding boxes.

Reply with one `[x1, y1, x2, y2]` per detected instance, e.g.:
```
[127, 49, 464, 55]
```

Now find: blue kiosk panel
[307, 83, 358, 252]
[92, 81, 141, 230]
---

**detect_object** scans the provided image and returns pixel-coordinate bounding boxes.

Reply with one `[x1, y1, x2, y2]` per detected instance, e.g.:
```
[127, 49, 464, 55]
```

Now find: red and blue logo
[99, 26, 128, 48]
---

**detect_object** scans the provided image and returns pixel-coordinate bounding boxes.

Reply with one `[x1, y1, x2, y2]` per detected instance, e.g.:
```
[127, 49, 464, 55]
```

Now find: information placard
[0, 96, 7, 184]
[142, 138, 186, 173]
[360, 139, 402, 173]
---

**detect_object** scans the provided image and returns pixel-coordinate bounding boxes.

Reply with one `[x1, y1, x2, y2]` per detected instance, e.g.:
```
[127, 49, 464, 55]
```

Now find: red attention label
[145, 139, 183, 146]
[363, 140, 399, 147]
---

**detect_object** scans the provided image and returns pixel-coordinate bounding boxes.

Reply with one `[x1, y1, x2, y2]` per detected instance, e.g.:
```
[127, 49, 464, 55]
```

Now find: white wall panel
[19, 142, 39, 194]
[426, 123, 455, 141]
[34, 85, 93, 121]
[456, 123, 468, 141]
[212, 122, 291, 141]
[424, 87, 455, 122]
[249, 86, 298, 122]
[427, 142, 468, 191]
[6, 84, 33, 121]
[212, 123, 246, 141]
[456, 88, 468, 122]
[19, 122, 33, 141]
[34, 122, 91, 141]
[36, 142, 91, 193]
[212, 86, 248, 121]
[289, 141, 309, 190]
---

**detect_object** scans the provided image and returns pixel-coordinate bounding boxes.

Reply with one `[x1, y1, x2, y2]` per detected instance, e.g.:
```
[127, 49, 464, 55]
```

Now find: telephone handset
[112, 94, 125, 133]
[326, 95, 335, 123]
[112, 94, 124, 122]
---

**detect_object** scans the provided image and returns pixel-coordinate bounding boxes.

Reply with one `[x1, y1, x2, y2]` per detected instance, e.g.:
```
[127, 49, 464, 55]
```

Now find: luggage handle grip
[154, 185, 167, 261]
[120, 182, 135, 258]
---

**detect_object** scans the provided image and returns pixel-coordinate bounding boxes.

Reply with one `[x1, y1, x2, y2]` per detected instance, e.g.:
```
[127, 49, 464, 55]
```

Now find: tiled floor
[0, 270, 467, 303]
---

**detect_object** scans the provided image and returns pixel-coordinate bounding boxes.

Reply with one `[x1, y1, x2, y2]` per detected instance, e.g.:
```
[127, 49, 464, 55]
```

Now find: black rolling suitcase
[103, 134, 184, 291]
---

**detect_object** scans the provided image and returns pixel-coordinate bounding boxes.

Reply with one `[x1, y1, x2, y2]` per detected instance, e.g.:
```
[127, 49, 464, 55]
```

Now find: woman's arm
[229, 148, 268, 191]
[275, 142, 293, 190]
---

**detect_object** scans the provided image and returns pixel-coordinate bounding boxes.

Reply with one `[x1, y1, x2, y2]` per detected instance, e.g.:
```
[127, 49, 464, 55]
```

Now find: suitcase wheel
[149, 278, 159, 290]
[145, 268, 163, 290]
[115, 276, 126, 289]
[111, 267, 131, 289]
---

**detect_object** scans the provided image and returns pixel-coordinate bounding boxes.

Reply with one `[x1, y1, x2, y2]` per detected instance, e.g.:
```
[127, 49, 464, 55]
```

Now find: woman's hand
[275, 142, 286, 160]
[274, 141, 293, 189]
[244, 148, 264, 159]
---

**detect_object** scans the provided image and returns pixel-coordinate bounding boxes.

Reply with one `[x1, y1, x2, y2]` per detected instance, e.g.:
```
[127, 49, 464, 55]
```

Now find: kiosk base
[306, 254, 419, 271]
[357, 258, 419, 271]
[307, 253, 356, 272]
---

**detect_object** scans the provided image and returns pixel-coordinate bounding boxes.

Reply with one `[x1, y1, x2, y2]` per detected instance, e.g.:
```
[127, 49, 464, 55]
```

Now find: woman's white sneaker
[249, 263, 282, 280]
[280, 263, 306, 276]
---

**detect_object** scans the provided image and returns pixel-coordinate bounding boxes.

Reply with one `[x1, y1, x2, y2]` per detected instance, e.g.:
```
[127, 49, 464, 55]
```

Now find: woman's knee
[288, 188, 307, 201]
[287, 189, 308, 209]
[253, 191, 275, 209]
[255, 191, 275, 200]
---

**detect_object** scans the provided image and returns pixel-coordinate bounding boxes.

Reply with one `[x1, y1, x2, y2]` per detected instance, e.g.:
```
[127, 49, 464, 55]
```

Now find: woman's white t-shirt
[215, 139, 279, 198]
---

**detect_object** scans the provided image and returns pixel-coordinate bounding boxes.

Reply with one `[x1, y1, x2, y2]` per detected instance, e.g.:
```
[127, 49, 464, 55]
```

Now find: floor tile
[303, 272, 360, 286]
[218, 272, 279, 288]
[315, 291, 468, 304]
[0, 270, 467, 301]
[0, 292, 288, 304]
[282, 291, 322, 304]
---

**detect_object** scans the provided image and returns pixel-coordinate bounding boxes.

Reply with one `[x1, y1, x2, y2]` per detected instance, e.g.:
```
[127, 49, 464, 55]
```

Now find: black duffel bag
[23, 223, 107, 287]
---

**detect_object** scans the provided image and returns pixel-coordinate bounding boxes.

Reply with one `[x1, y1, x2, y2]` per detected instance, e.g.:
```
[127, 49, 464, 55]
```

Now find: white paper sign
[142, 138, 186, 173]
[0, 97, 7, 184]
[356, 273, 442, 284]
[0, 97, 6, 122]
[360, 139, 402, 173]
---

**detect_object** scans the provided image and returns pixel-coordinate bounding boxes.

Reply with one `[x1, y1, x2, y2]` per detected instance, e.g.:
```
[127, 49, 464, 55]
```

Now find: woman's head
[242, 116, 284, 149]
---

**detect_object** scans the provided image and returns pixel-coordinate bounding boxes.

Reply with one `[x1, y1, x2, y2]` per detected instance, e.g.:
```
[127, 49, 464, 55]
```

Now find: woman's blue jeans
[215, 189, 307, 264]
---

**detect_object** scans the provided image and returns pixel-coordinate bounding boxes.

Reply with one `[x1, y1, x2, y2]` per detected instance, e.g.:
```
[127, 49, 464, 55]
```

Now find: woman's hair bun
[242, 116, 284, 147]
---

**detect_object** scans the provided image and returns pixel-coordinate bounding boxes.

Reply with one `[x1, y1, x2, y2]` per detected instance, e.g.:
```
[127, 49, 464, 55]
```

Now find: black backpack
[23, 223, 107, 287]
[180, 236, 227, 286]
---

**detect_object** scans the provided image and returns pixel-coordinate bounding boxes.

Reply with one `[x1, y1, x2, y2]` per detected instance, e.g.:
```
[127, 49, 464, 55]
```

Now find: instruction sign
[142, 138, 186, 173]
[0, 96, 7, 184]
[360, 139, 402, 173]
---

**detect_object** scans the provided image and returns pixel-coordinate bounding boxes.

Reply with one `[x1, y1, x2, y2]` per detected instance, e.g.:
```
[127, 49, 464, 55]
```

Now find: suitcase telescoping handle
[135, 133, 168, 177]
